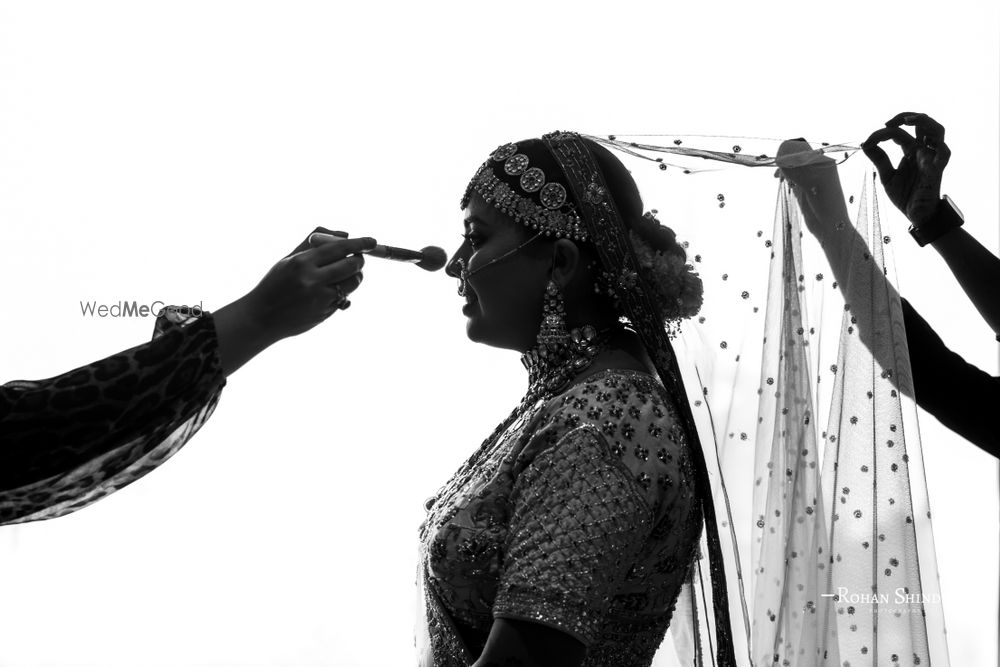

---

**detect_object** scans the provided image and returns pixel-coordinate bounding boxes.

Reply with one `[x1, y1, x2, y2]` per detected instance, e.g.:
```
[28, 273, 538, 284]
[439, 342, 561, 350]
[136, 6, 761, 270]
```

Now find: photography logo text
[821, 587, 942, 605]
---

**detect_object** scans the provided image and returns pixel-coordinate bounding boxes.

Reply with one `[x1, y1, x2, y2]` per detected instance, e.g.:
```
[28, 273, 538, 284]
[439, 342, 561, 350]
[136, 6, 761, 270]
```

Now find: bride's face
[445, 193, 549, 351]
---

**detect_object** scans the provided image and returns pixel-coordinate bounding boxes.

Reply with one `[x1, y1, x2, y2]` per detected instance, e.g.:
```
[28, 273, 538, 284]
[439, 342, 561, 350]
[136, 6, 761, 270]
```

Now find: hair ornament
[592, 209, 703, 333]
[520, 167, 546, 192]
[503, 154, 529, 175]
[490, 143, 518, 162]
[539, 182, 567, 209]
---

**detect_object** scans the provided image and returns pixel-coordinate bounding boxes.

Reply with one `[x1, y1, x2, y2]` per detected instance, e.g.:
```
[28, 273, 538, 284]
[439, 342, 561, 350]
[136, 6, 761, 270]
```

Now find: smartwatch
[909, 195, 964, 247]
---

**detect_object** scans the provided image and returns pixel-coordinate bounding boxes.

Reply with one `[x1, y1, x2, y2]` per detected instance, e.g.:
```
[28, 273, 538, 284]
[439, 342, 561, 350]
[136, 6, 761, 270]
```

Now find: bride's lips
[462, 295, 478, 314]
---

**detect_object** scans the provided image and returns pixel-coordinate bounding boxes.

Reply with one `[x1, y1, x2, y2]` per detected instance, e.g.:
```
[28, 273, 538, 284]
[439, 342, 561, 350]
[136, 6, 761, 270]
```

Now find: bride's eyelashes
[461, 232, 484, 249]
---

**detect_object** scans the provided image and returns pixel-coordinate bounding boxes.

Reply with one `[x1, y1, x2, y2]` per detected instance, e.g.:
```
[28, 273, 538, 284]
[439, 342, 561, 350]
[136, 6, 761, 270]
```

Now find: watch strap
[909, 195, 964, 247]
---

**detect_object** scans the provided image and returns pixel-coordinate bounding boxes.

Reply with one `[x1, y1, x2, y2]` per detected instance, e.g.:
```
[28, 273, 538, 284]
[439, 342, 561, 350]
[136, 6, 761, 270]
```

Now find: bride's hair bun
[628, 211, 704, 323]
[580, 138, 703, 328]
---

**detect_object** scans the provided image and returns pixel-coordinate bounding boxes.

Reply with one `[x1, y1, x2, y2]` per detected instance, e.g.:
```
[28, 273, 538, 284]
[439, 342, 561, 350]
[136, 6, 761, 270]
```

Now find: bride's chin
[463, 316, 483, 341]
[464, 319, 503, 348]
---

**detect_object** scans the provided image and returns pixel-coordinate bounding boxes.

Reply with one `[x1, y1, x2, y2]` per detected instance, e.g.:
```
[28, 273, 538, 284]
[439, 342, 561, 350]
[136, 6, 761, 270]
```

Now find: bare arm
[776, 142, 911, 395]
[925, 225, 1000, 336]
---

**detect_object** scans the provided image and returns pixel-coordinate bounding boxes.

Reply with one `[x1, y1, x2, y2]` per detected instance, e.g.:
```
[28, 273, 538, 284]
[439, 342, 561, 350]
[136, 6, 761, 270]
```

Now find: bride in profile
[416, 132, 736, 667]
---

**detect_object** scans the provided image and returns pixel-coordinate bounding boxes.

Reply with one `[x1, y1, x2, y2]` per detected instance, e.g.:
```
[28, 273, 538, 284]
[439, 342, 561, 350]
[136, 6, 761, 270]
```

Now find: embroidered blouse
[417, 368, 703, 667]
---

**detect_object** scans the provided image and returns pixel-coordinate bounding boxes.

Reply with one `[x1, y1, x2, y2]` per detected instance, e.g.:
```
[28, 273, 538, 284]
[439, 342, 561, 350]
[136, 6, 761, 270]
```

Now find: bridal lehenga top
[417, 368, 704, 667]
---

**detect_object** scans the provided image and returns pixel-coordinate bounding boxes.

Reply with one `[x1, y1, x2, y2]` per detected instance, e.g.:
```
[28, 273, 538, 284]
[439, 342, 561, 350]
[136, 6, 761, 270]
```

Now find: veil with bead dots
[582, 133, 950, 667]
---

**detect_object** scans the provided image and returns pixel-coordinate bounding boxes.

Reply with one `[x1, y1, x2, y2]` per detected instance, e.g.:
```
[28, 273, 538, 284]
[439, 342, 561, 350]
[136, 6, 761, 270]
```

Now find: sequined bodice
[416, 369, 704, 667]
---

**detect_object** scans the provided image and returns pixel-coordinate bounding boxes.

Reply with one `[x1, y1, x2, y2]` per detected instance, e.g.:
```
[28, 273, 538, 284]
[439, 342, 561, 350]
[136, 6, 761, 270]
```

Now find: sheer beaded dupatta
[586, 136, 950, 667]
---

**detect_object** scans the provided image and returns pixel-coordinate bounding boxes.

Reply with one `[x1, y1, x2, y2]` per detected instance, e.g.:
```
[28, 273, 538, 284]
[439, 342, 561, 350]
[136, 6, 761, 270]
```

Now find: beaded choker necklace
[519, 323, 618, 408]
[440, 323, 617, 495]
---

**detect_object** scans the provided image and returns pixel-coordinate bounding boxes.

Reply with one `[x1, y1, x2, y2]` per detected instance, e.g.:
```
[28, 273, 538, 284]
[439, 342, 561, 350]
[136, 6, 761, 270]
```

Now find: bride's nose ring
[456, 258, 470, 297]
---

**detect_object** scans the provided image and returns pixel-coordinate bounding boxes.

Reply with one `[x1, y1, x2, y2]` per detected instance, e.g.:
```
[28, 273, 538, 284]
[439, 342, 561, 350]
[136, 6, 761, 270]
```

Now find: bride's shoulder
[511, 368, 698, 511]
[520, 367, 691, 457]
[552, 367, 676, 414]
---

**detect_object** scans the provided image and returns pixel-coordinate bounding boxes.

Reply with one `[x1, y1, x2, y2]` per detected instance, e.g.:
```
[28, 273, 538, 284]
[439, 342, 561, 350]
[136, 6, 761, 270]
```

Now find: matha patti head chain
[462, 139, 589, 242]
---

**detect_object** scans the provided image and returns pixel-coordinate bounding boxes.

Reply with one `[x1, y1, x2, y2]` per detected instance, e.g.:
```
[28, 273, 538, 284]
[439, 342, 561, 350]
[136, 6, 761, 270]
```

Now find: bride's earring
[537, 279, 571, 349]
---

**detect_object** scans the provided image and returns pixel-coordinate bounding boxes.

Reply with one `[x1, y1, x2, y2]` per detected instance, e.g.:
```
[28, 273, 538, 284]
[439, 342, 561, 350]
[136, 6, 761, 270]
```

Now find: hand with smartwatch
[862, 112, 1000, 337]
[861, 112, 961, 246]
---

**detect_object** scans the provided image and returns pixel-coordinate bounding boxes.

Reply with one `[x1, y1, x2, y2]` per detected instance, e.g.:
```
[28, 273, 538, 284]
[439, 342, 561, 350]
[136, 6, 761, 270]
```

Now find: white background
[0, 1, 997, 665]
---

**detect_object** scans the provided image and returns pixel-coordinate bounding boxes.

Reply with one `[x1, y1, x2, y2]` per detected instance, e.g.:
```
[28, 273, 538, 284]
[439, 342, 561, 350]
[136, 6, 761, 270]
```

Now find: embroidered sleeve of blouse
[0, 310, 226, 524]
[492, 423, 656, 647]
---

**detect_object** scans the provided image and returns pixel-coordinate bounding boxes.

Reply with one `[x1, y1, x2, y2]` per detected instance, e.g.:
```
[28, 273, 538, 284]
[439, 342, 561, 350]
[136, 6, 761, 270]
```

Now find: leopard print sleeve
[0, 308, 226, 524]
